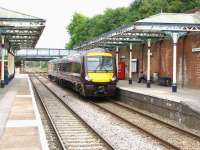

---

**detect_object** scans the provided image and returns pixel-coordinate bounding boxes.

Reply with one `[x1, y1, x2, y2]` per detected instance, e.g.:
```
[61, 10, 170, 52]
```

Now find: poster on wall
[132, 59, 138, 73]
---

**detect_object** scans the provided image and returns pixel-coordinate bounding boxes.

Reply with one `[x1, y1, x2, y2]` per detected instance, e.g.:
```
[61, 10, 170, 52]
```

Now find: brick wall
[115, 32, 200, 88]
[183, 33, 200, 88]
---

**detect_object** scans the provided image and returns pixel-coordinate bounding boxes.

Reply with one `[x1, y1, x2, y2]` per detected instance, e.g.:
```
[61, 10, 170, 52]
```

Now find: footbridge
[16, 48, 77, 61]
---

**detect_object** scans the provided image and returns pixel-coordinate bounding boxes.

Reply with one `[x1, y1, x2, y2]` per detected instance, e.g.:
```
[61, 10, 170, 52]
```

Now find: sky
[0, 0, 133, 49]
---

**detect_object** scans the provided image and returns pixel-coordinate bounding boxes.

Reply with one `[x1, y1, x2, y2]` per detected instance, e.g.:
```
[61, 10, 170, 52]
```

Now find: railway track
[35, 74, 200, 149]
[90, 99, 200, 150]
[30, 75, 113, 150]
[33, 84, 64, 150]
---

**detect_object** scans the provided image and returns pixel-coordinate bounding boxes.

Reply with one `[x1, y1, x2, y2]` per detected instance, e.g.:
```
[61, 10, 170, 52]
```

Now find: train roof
[48, 48, 111, 64]
[48, 58, 58, 64]
[81, 48, 108, 54]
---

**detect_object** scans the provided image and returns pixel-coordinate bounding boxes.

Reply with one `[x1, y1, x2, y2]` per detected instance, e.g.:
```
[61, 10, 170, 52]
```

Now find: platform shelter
[0, 7, 45, 88]
[74, 11, 200, 92]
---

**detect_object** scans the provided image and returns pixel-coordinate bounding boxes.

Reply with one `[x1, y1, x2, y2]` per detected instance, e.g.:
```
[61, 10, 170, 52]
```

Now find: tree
[66, 0, 200, 49]
[66, 13, 89, 48]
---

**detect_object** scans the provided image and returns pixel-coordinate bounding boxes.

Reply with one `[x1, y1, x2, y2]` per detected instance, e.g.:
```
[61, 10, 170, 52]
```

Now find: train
[48, 48, 117, 97]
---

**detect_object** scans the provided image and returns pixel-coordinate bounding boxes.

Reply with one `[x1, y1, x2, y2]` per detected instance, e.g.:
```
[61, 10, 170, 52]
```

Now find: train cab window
[86, 56, 113, 72]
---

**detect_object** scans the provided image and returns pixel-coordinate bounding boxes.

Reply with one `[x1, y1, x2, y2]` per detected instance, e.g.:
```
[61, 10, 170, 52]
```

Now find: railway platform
[117, 80, 200, 130]
[0, 74, 49, 150]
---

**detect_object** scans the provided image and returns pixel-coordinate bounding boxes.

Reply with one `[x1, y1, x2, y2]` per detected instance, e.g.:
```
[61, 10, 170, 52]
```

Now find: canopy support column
[172, 33, 178, 92]
[165, 32, 186, 92]
[129, 43, 133, 84]
[147, 39, 151, 88]
[116, 46, 119, 74]
[1, 35, 5, 88]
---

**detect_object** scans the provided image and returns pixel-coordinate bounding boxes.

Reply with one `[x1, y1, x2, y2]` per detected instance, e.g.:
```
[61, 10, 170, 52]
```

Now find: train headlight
[85, 76, 91, 81]
[112, 76, 117, 81]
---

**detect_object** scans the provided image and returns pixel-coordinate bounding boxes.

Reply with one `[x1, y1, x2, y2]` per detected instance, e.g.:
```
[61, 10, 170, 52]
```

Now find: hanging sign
[192, 48, 200, 52]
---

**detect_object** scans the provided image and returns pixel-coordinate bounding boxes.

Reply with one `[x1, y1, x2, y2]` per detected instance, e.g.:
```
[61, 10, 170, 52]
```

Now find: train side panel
[48, 49, 117, 97]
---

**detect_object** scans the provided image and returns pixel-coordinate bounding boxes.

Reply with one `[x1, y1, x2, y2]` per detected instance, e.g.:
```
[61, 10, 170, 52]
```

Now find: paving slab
[0, 74, 49, 150]
[0, 127, 40, 149]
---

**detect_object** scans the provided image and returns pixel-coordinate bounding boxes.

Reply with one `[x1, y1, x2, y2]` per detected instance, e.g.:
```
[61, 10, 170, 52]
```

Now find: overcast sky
[0, 0, 133, 49]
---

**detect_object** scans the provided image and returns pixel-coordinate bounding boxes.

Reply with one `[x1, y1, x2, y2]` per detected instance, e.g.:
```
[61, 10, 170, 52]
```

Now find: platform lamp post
[0, 35, 5, 88]
[116, 46, 119, 73]
[129, 43, 133, 84]
[147, 39, 152, 88]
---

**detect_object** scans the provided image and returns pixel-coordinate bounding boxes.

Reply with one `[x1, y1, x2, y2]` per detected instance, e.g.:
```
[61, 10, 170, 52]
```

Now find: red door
[118, 62, 125, 80]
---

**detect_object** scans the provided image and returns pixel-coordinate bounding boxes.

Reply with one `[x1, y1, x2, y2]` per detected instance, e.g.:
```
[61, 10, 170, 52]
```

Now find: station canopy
[0, 7, 45, 50]
[74, 12, 200, 50]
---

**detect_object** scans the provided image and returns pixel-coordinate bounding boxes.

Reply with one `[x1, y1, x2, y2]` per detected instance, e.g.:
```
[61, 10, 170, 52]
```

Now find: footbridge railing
[16, 48, 77, 59]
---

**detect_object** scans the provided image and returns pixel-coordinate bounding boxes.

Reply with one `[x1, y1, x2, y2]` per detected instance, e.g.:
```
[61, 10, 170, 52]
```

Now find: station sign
[192, 48, 200, 52]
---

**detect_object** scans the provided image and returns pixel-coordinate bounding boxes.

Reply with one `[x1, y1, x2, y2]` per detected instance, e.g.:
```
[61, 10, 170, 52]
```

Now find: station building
[118, 29, 200, 88]
[118, 9, 200, 89]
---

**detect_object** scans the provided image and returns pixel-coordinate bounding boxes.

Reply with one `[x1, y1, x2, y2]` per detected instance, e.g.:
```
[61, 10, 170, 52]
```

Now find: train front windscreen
[86, 56, 113, 73]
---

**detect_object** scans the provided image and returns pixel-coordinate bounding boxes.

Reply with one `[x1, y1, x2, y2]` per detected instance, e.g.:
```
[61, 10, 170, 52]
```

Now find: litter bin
[153, 72, 158, 82]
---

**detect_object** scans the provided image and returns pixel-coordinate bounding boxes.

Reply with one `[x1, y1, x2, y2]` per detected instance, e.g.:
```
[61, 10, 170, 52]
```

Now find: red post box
[118, 62, 125, 80]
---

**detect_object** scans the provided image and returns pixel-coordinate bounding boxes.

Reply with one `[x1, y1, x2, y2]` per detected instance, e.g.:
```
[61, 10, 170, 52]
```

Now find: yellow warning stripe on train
[86, 52, 112, 57]
[88, 72, 113, 82]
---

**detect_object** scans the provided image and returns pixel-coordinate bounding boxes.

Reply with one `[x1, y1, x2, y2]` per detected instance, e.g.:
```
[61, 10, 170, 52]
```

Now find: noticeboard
[132, 59, 138, 73]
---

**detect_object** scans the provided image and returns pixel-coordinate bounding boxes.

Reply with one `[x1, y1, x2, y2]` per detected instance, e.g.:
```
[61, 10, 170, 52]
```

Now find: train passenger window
[63, 63, 67, 72]
[59, 63, 63, 71]
[73, 63, 81, 73]
[58, 64, 60, 71]
[53, 64, 57, 71]
[69, 63, 73, 72]
[66, 63, 71, 72]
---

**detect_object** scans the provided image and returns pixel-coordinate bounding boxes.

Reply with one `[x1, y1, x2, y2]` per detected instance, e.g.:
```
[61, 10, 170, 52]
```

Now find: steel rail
[111, 100, 200, 141]
[89, 100, 180, 150]
[30, 75, 66, 150]
[34, 74, 114, 150]
[39, 73, 200, 149]
[39, 73, 180, 149]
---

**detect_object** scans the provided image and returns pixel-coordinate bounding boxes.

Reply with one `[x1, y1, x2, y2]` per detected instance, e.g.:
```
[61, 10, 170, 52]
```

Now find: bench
[158, 77, 172, 86]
